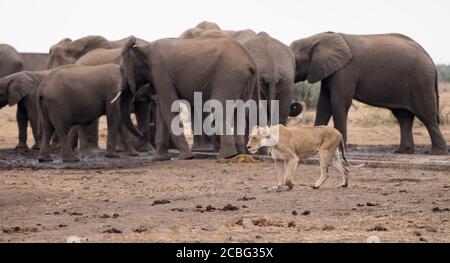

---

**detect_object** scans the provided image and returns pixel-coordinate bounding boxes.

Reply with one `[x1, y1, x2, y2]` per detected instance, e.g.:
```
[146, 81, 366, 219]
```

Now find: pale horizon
[1, 0, 449, 64]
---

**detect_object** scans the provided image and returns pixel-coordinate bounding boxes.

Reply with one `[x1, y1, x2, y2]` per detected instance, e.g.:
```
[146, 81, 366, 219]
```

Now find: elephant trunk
[119, 89, 144, 139]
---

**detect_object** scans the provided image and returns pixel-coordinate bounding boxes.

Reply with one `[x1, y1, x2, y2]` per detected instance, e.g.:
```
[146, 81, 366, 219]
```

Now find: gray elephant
[117, 36, 259, 160]
[0, 70, 48, 149]
[47, 35, 148, 69]
[290, 32, 447, 155]
[38, 64, 138, 162]
[75, 48, 154, 152]
[0, 44, 23, 78]
[19, 53, 49, 71]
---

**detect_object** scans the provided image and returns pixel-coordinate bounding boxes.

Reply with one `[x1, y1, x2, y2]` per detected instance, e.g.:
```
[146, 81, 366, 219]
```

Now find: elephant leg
[153, 79, 193, 160]
[52, 121, 78, 162]
[105, 107, 121, 159]
[120, 124, 139, 157]
[68, 127, 79, 150]
[392, 109, 415, 154]
[15, 104, 29, 150]
[38, 117, 54, 162]
[276, 81, 294, 126]
[29, 112, 40, 150]
[233, 111, 246, 154]
[210, 96, 237, 159]
[153, 103, 171, 161]
[134, 101, 152, 152]
[330, 98, 351, 143]
[314, 85, 332, 126]
[86, 120, 99, 150]
[416, 114, 448, 155]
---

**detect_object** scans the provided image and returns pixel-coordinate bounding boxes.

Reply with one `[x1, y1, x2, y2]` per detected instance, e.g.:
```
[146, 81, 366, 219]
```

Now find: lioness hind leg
[313, 151, 332, 189]
[332, 150, 349, 188]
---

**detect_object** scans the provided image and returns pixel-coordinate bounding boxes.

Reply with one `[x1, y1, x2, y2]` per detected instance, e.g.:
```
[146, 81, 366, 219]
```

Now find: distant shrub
[293, 81, 321, 110]
[437, 64, 450, 83]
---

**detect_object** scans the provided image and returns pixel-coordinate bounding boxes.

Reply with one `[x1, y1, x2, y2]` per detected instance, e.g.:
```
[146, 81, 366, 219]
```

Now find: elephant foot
[218, 148, 238, 159]
[63, 156, 80, 163]
[127, 149, 139, 157]
[153, 153, 171, 162]
[394, 145, 415, 154]
[32, 144, 40, 150]
[105, 152, 120, 158]
[115, 143, 126, 152]
[15, 143, 28, 150]
[135, 143, 154, 153]
[430, 146, 448, 155]
[178, 151, 195, 160]
[38, 155, 53, 163]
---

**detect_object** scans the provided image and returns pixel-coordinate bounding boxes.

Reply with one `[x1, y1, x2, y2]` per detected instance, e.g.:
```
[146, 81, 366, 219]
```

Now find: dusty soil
[0, 85, 449, 243]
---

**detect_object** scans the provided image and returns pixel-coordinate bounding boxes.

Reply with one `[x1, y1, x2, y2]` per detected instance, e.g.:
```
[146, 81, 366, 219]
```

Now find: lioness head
[247, 126, 279, 154]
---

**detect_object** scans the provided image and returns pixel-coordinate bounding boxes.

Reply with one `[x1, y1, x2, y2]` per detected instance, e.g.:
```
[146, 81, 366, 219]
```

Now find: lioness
[247, 125, 359, 191]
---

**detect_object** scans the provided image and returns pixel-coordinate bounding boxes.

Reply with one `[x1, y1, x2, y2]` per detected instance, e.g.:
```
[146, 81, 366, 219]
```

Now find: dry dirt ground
[0, 85, 449, 243]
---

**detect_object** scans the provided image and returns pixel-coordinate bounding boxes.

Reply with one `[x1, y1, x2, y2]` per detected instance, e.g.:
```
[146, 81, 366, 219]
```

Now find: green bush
[437, 64, 450, 82]
[292, 81, 321, 109]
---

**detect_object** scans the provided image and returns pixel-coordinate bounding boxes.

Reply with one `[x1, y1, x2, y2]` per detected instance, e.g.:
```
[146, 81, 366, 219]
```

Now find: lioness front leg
[272, 159, 290, 192]
[285, 157, 299, 190]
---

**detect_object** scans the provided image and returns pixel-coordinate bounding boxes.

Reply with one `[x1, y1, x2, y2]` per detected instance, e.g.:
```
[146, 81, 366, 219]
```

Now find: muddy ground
[0, 85, 449, 243]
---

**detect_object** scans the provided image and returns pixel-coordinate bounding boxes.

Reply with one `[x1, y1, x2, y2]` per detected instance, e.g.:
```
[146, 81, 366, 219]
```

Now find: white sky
[1, 0, 449, 63]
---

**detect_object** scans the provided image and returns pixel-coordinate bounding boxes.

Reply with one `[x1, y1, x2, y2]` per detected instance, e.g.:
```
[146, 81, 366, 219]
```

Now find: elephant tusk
[110, 91, 122, 104]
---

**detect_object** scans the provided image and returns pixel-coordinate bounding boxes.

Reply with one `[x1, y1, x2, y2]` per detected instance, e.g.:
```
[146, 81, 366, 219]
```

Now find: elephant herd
[0, 21, 447, 163]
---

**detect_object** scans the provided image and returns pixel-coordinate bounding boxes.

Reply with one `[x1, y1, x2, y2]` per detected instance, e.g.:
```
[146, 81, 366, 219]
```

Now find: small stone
[58, 224, 67, 228]
[321, 225, 335, 231]
[196, 205, 203, 209]
[255, 235, 263, 239]
[367, 225, 388, 232]
[301, 210, 311, 216]
[112, 213, 119, 218]
[102, 228, 122, 234]
[292, 210, 298, 216]
[366, 202, 379, 207]
[152, 199, 171, 206]
[206, 205, 217, 212]
[413, 231, 422, 237]
[222, 204, 239, 211]
[399, 189, 408, 193]
[201, 224, 217, 231]
[99, 214, 110, 218]
[288, 221, 296, 228]
[419, 237, 427, 242]
[426, 226, 438, 233]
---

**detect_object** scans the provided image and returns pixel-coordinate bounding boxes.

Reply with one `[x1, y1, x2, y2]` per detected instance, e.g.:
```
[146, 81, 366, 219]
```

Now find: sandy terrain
[0, 84, 449, 243]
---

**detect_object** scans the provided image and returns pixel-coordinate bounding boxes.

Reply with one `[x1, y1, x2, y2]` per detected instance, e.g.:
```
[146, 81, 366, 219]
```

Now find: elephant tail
[435, 70, 440, 124]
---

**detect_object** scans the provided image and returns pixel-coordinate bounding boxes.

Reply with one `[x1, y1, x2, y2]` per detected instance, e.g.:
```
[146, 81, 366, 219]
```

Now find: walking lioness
[247, 125, 359, 191]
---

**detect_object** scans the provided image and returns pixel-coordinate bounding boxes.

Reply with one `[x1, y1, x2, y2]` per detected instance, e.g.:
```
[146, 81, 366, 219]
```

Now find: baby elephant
[247, 125, 361, 191]
[38, 64, 137, 162]
[0, 71, 48, 150]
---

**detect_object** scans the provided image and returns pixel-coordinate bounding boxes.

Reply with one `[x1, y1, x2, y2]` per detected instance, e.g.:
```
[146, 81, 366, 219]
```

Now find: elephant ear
[7, 73, 36, 106]
[120, 36, 138, 94]
[308, 33, 352, 83]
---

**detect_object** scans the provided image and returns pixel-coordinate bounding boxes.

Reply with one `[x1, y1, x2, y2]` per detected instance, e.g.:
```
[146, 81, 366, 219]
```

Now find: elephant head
[0, 72, 37, 108]
[117, 36, 149, 139]
[48, 35, 111, 69]
[179, 21, 222, 39]
[290, 32, 352, 83]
